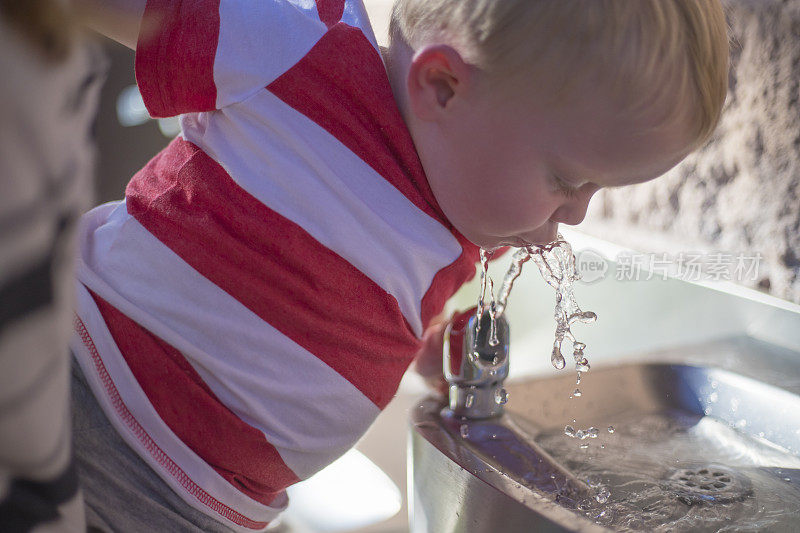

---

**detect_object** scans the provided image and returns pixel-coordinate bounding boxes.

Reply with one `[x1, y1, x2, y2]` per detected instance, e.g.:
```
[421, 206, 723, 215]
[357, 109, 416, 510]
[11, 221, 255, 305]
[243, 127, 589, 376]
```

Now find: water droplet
[607, 426, 615, 434]
[564, 425, 575, 437]
[709, 391, 719, 403]
[551, 347, 566, 370]
[579, 443, 589, 449]
[595, 488, 611, 504]
[588, 427, 599, 438]
[785, 477, 792, 482]
[572, 388, 582, 397]
[576, 372, 582, 385]
[586, 475, 602, 488]
[494, 388, 509, 405]
[576, 358, 591, 372]
[460, 424, 469, 438]
[465, 394, 474, 408]
[573, 341, 586, 351]
[576, 429, 587, 439]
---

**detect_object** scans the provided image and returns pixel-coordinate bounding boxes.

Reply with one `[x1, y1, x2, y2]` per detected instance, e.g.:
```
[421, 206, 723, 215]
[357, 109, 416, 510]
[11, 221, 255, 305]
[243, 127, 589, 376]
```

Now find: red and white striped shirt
[70, 0, 478, 530]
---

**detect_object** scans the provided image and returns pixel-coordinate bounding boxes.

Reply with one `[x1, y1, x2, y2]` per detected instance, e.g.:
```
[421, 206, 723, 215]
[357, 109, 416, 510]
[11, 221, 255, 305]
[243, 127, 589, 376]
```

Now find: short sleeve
[135, 0, 331, 118]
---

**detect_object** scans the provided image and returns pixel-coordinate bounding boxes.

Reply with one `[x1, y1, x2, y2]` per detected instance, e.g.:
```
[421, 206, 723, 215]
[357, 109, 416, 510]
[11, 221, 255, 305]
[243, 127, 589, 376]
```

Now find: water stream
[479, 235, 597, 380]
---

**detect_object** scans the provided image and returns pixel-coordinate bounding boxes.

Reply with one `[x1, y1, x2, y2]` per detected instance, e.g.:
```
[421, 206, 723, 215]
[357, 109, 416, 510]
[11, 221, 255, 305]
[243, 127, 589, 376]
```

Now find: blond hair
[390, 0, 729, 148]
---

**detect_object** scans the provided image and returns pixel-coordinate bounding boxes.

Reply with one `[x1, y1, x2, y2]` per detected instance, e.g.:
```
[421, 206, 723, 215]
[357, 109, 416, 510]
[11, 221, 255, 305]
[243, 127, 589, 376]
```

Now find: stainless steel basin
[409, 336, 800, 532]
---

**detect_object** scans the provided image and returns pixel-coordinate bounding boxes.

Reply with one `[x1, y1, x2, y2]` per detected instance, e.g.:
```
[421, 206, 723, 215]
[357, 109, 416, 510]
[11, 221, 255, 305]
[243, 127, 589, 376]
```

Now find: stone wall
[577, 0, 800, 303]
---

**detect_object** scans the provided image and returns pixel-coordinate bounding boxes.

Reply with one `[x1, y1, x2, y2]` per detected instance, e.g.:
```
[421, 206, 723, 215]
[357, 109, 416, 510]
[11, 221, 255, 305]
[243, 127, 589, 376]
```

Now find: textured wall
[578, 0, 800, 303]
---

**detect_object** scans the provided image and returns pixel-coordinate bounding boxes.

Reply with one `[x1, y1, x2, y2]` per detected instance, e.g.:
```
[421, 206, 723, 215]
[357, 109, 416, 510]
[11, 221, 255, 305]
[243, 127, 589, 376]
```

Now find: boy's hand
[413, 313, 452, 397]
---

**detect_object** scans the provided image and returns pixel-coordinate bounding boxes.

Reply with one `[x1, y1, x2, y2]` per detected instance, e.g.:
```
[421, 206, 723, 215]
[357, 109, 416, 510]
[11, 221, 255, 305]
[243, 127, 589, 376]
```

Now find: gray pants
[71, 359, 237, 532]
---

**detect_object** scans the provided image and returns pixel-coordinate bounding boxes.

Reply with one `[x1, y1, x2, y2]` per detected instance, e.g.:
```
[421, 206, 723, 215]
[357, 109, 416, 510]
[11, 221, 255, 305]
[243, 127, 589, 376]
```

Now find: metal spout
[443, 307, 510, 419]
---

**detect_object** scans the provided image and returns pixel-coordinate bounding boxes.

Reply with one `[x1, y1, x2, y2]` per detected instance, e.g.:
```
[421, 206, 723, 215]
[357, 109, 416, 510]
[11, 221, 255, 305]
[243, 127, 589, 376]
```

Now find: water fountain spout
[443, 306, 510, 419]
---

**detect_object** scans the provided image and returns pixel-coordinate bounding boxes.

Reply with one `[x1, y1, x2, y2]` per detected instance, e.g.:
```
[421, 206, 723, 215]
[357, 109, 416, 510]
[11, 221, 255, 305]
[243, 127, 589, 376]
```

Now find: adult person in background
[0, 1, 105, 530]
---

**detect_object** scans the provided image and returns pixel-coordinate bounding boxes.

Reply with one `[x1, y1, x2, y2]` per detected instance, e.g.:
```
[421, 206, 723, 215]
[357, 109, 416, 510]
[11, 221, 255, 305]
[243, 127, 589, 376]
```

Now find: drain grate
[664, 464, 752, 505]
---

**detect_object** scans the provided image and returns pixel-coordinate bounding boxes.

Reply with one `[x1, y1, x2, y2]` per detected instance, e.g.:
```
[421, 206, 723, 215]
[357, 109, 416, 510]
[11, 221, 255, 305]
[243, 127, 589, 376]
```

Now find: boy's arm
[72, 0, 146, 49]
[72, 0, 336, 115]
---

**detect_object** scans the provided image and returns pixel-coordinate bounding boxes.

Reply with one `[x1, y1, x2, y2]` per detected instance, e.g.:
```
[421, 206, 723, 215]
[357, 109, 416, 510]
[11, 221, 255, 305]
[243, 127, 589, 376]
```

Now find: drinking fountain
[408, 231, 800, 533]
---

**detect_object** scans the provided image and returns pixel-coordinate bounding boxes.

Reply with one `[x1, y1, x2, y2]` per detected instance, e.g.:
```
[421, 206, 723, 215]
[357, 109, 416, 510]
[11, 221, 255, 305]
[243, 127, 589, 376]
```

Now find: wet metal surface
[409, 337, 800, 532]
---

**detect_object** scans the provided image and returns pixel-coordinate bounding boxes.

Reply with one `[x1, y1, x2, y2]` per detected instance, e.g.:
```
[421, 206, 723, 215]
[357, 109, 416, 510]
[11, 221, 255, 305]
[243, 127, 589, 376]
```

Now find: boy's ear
[406, 44, 472, 121]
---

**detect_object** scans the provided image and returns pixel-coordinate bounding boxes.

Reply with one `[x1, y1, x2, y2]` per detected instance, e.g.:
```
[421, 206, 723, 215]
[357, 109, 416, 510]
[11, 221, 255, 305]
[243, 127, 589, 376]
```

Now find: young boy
[70, 0, 728, 530]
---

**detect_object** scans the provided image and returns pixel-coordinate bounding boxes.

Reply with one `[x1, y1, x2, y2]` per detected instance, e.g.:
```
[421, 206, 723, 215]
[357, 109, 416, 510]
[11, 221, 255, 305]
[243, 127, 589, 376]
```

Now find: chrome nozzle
[443, 307, 510, 419]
